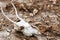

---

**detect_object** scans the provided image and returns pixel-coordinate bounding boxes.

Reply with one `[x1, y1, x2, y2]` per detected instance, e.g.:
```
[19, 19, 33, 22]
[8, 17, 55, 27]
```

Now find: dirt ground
[0, 0, 60, 40]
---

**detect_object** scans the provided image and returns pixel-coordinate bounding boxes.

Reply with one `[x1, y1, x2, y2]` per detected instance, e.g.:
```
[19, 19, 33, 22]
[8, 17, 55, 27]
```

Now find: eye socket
[17, 20, 21, 22]
[18, 26, 24, 30]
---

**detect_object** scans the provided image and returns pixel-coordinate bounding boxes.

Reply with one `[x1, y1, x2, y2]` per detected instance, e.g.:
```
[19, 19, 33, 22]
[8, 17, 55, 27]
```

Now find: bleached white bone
[1, 1, 41, 39]
[11, 2, 23, 21]
[1, 7, 16, 24]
